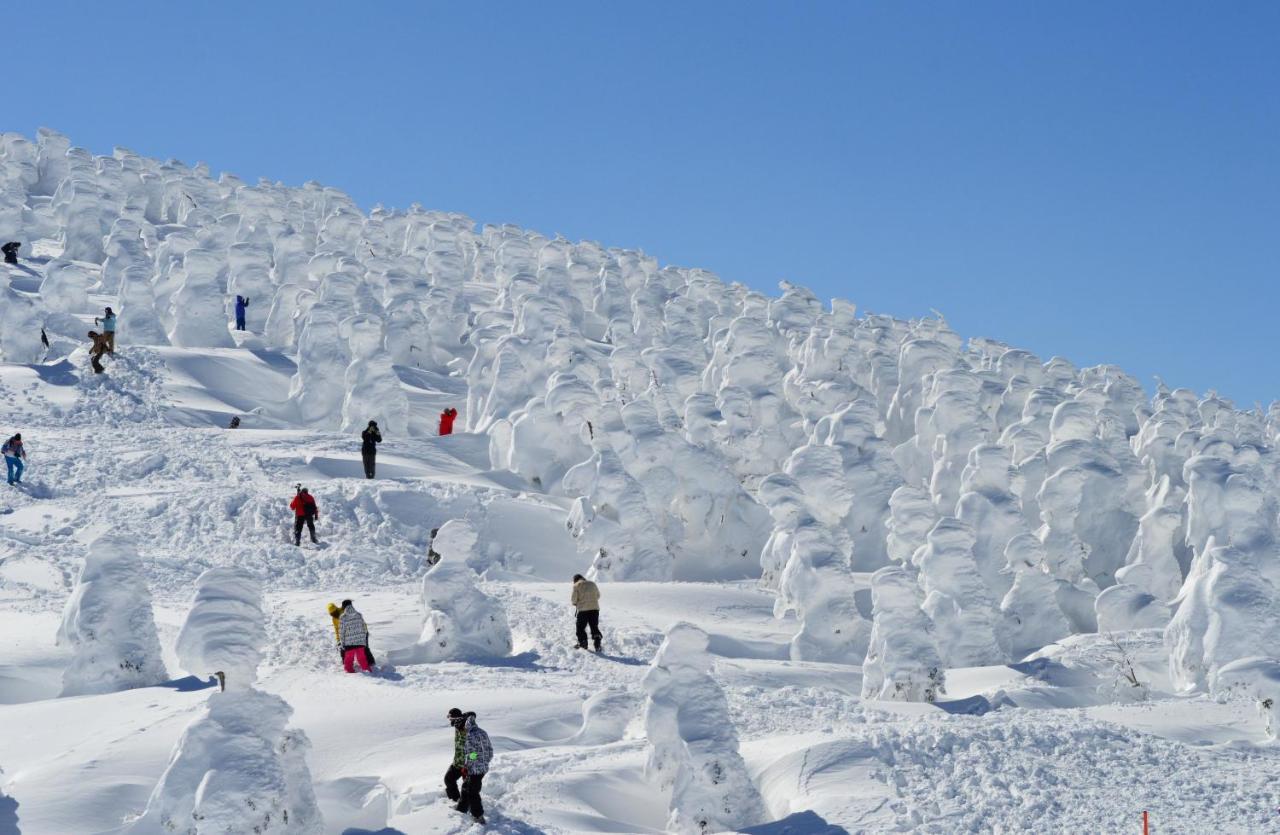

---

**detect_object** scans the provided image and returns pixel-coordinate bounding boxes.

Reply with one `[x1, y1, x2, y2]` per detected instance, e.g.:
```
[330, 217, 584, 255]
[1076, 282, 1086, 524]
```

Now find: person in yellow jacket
[571, 574, 602, 651]
[327, 601, 377, 666]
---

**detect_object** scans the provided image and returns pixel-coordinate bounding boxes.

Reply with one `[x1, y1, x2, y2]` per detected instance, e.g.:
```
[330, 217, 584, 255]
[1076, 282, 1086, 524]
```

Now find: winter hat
[447, 708, 463, 718]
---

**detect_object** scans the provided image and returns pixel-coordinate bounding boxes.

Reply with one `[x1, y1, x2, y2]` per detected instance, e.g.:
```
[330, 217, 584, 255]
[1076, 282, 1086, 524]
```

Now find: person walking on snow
[328, 601, 377, 666]
[234, 295, 249, 331]
[572, 574, 602, 652]
[3, 433, 26, 485]
[446, 708, 491, 824]
[87, 330, 110, 374]
[438, 407, 458, 436]
[337, 599, 374, 672]
[290, 485, 319, 545]
[1, 241, 19, 264]
[361, 420, 381, 479]
[95, 307, 117, 354]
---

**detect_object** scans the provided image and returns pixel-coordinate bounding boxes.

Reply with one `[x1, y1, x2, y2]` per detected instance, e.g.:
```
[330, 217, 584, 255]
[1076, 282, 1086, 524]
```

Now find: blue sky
[13, 2, 1279, 404]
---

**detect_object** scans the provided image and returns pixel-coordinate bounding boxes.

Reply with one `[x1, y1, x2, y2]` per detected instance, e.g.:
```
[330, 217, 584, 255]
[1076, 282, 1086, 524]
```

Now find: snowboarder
[427, 527, 441, 565]
[446, 708, 491, 824]
[3, 433, 26, 485]
[361, 420, 381, 479]
[438, 407, 457, 436]
[234, 295, 249, 331]
[1, 241, 19, 264]
[94, 307, 117, 354]
[337, 599, 373, 673]
[572, 574, 602, 652]
[290, 485, 319, 545]
[87, 330, 110, 373]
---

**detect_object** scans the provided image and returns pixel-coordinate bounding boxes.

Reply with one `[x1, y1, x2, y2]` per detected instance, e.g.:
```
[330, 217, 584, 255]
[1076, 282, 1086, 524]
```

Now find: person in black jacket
[361, 420, 382, 479]
[2, 241, 20, 264]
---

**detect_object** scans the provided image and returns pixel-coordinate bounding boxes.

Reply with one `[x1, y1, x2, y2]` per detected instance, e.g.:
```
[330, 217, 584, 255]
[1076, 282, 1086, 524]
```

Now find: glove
[459, 766, 468, 777]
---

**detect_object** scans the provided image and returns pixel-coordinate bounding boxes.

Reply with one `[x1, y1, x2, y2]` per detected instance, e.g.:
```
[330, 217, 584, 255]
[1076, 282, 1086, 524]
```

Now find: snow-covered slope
[1, 128, 1278, 833]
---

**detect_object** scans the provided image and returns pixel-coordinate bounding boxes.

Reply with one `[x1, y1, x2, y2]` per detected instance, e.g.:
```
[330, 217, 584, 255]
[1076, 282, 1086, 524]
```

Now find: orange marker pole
[1143, 810, 1149, 835]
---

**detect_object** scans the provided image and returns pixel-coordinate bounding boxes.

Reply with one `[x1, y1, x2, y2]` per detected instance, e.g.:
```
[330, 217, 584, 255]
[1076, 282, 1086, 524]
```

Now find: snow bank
[129, 688, 323, 834]
[1211, 656, 1280, 739]
[642, 623, 766, 834]
[57, 536, 168, 696]
[175, 567, 265, 689]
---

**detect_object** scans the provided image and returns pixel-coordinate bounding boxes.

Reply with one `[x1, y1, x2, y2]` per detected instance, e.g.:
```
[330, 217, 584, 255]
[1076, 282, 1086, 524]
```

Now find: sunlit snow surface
[0, 129, 1278, 832]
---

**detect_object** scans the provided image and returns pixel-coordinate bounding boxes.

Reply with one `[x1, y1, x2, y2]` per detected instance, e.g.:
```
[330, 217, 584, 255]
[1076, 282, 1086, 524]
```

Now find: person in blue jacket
[3, 433, 25, 485]
[95, 307, 117, 353]
[235, 295, 249, 331]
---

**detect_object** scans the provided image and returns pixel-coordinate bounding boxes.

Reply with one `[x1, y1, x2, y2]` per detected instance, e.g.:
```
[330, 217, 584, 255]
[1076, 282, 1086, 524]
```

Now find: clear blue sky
[13, 2, 1279, 405]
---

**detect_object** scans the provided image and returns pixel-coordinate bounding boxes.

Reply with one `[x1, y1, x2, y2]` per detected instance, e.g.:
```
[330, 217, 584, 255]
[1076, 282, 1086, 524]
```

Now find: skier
[1, 241, 19, 264]
[446, 708, 491, 824]
[337, 599, 373, 673]
[95, 307, 117, 354]
[3, 433, 26, 485]
[234, 295, 249, 331]
[86, 330, 110, 374]
[572, 573, 602, 652]
[438, 407, 458, 436]
[290, 485, 319, 546]
[361, 420, 381, 479]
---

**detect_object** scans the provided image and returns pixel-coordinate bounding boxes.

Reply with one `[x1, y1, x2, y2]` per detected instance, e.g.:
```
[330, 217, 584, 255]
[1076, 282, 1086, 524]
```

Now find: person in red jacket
[290, 485, 319, 546]
[438, 407, 458, 436]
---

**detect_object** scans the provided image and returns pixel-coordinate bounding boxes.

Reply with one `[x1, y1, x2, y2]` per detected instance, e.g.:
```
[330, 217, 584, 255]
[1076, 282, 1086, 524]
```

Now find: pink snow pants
[343, 647, 372, 673]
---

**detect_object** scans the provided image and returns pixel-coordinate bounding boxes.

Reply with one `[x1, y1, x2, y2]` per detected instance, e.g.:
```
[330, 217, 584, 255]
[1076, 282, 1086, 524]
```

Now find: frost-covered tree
[339, 313, 409, 435]
[129, 687, 323, 834]
[57, 536, 168, 696]
[862, 565, 945, 702]
[999, 533, 1072, 659]
[917, 517, 1005, 666]
[563, 444, 673, 581]
[775, 517, 871, 664]
[394, 560, 512, 663]
[886, 485, 938, 565]
[176, 567, 265, 689]
[642, 623, 765, 834]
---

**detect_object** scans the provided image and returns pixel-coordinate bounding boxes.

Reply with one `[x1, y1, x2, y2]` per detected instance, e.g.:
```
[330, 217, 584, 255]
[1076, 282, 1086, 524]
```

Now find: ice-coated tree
[392, 560, 512, 663]
[642, 623, 766, 834]
[129, 687, 323, 834]
[917, 517, 1005, 666]
[885, 484, 939, 565]
[175, 567, 265, 690]
[57, 536, 168, 697]
[775, 517, 871, 664]
[862, 565, 945, 702]
[999, 533, 1072, 659]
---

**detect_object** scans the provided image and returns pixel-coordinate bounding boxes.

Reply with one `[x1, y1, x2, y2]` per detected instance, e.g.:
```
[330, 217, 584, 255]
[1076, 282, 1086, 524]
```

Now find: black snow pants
[459, 772, 484, 819]
[444, 764, 464, 801]
[362, 450, 376, 479]
[576, 610, 602, 650]
[294, 513, 317, 545]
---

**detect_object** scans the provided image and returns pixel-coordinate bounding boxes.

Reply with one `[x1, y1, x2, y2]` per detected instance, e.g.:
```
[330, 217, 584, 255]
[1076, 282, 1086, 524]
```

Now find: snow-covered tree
[176, 567, 265, 690]
[394, 560, 512, 663]
[862, 565, 945, 702]
[57, 536, 168, 697]
[129, 687, 323, 834]
[642, 623, 765, 834]
[999, 533, 1072, 659]
[917, 517, 1005, 666]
